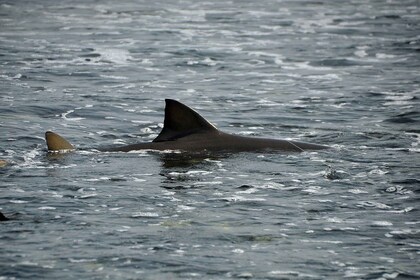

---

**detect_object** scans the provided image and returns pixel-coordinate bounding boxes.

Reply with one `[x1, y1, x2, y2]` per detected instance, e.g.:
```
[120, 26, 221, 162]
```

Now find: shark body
[46, 99, 328, 153]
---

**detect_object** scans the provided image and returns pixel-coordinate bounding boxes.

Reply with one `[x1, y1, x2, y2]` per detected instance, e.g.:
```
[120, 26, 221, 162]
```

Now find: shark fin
[0, 211, 9, 221]
[45, 131, 74, 152]
[153, 99, 218, 142]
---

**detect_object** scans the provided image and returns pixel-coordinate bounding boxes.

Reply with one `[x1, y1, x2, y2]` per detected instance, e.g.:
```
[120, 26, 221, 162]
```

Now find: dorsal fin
[45, 131, 74, 151]
[153, 99, 217, 142]
[0, 211, 9, 221]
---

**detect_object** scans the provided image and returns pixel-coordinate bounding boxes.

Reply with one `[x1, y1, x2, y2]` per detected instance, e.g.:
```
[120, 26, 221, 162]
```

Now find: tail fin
[45, 131, 74, 152]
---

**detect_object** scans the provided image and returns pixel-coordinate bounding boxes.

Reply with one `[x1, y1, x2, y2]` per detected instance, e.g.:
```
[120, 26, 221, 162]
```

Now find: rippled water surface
[1, 0, 419, 279]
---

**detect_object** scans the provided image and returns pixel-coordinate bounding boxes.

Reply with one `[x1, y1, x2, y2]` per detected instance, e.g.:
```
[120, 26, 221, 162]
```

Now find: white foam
[354, 49, 368, 57]
[10, 200, 29, 204]
[61, 109, 85, 121]
[99, 74, 128, 80]
[96, 48, 132, 65]
[131, 212, 159, 218]
[376, 53, 396, 59]
[38, 206, 56, 210]
[372, 221, 393, 226]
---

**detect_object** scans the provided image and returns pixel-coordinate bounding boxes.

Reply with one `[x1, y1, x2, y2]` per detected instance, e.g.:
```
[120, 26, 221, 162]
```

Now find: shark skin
[45, 99, 329, 153]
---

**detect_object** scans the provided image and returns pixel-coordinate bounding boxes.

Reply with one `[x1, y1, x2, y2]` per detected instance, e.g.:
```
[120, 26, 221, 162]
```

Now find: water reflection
[157, 152, 227, 168]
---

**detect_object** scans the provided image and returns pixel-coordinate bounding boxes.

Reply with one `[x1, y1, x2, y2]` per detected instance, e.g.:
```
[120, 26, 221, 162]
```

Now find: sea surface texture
[1, 0, 419, 279]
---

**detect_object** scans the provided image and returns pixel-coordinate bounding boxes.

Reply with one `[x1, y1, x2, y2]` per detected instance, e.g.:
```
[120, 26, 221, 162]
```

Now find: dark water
[1, 0, 419, 279]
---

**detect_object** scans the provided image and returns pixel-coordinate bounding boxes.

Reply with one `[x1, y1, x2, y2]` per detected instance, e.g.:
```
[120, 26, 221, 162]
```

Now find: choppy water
[1, 0, 419, 279]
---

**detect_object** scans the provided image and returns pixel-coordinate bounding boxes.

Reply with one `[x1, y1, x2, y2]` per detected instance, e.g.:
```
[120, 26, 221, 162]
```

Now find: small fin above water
[153, 99, 218, 142]
[45, 131, 74, 152]
[0, 159, 8, 167]
[0, 211, 9, 221]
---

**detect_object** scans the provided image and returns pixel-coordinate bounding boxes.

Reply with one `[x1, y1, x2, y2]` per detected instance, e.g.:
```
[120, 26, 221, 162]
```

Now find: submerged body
[103, 131, 326, 153]
[46, 99, 328, 153]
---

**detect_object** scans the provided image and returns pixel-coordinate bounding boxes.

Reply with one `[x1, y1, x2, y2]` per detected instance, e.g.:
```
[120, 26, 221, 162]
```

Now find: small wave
[372, 221, 393, 226]
[357, 201, 391, 209]
[217, 195, 266, 202]
[61, 109, 85, 121]
[99, 74, 128, 80]
[38, 206, 56, 210]
[69, 258, 97, 263]
[385, 111, 419, 123]
[282, 61, 333, 71]
[10, 200, 29, 204]
[310, 58, 363, 67]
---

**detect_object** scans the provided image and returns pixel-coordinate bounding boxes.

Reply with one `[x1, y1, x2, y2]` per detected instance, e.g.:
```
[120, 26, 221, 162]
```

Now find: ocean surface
[1, 0, 419, 279]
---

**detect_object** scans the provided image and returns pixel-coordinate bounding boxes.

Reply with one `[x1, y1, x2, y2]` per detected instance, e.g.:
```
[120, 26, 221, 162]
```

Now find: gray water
[1, 0, 419, 279]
